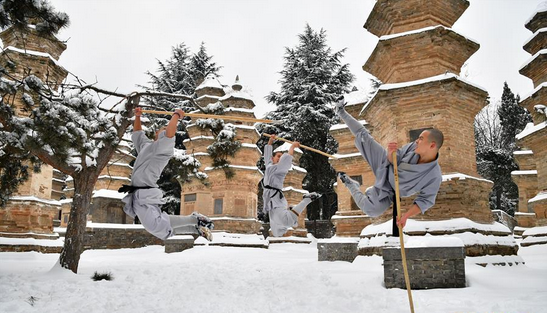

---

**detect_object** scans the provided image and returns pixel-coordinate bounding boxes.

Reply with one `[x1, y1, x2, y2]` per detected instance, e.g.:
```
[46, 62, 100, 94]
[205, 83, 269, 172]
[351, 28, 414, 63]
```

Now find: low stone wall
[383, 246, 466, 289]
[165, 235, 194, 253]
[83, 226, 163, 250]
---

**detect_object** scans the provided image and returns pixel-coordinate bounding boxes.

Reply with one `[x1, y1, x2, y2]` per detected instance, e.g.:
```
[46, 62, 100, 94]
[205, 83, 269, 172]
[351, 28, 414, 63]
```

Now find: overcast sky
[48, 0, 545, 117]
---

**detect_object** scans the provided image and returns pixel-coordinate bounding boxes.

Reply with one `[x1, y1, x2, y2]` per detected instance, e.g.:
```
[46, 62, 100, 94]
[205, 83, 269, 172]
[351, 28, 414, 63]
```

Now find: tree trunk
[59, 172, 98, 273]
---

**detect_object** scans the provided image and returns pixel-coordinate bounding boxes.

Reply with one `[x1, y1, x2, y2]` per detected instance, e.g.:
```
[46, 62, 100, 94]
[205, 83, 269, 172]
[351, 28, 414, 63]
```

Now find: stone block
[383, 246, 466, 289]
[164, 235, 195, 253]
[317, 239, 359, 262]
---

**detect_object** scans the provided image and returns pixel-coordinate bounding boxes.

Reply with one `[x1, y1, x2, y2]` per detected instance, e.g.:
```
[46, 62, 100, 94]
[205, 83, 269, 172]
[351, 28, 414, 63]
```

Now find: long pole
[392, 151, 415, 313]
[141, 109, 281, 124]
[262, 133, 337, 159]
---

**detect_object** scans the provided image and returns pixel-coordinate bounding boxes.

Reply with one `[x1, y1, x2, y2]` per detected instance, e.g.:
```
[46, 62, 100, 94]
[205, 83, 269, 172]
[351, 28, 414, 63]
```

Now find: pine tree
[141, 43, 223, 214]
[257, 24, 354, 221]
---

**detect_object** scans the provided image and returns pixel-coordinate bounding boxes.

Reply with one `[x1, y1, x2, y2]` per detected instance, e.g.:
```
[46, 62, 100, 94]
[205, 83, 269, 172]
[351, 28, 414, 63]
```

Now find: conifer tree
[257, 24, 354, 220]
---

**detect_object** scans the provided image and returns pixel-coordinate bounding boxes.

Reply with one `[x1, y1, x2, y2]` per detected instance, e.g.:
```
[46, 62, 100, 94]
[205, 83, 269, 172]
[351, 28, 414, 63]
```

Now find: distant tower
[513, 2, 547, 245]
[333, 0, 518, 257]
[0, 24, 68, 252]
[180, 75, 263, 234]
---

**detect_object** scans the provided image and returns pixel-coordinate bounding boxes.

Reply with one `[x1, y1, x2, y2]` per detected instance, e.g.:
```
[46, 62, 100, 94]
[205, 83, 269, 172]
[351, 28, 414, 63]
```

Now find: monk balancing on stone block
[334, 96, 443, 229]
[119, 98, 214, 241]
[263, 134, 322, 237]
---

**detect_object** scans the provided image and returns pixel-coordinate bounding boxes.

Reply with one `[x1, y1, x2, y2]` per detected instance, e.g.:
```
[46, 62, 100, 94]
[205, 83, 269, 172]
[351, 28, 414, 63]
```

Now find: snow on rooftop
[525, 1, 547, 25]
[330, 120, 367, 131]
[519, 48, 547, 71]
[343, 89, 370, 107]
[274, 142, 303, 154]
[281, 186, 308, 194]
[523, 27, 547, 47]
[219, 90, 254, 102]
[529, 191, 547, 203]
[520, 82, 547, 102]
[2, 46, 64, 67]
[379, 25, 479, 45]
[516, 121, 547, 140]
[224, 107, 255, 114]
[442, 173, 493, 184]
[511, 170, 537, 175]
[360, 73, 487, 116]
[92, 189, 127, 200]
[182, 135, 215, 143]
[0, 236, 64, 247]
[195, 74, 224, 91]
[291, 165, 307, 173]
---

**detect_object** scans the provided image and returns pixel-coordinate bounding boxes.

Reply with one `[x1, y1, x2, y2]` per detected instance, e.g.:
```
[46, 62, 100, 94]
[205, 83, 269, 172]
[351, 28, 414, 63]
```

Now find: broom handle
[262, 133, 336, 159]
[393, 151, 415, 313]
[141, 109, 280, 124]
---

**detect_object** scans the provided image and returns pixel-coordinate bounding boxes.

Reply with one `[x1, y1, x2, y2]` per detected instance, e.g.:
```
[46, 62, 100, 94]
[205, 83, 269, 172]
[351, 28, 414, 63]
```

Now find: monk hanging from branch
[262, 134, 322, 237]
[119, 96, 214, 241]
[334, 96, 444, 231]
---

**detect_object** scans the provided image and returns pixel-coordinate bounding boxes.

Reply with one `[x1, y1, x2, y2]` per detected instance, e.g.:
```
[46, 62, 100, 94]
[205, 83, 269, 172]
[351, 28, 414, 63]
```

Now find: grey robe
[122, 130, 175, 240]
[263, 145, 312, 237]
[338, 108, 442, 217]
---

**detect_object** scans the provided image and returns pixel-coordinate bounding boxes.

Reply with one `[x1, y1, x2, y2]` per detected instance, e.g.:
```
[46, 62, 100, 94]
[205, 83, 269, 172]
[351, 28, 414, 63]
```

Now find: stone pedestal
[165, 235, 195, 253]
[317, 238, 359, 262]
[383, 246, 466, 289]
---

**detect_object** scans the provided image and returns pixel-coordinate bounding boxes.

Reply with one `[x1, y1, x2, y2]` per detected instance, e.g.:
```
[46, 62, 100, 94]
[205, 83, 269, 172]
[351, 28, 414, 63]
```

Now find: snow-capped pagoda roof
[379, 25, 479, 46]
[343, 88, 370, 107]
[195, 74, 223, 91]
[516, 121, 547, 140]
[219, 90, 254, 102]
[525, 1, 547, 26]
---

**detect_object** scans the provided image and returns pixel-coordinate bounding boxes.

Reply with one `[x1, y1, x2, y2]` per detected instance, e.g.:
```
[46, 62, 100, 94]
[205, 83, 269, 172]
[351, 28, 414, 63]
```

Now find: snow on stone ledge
[404, 235, 464, 248]
[514, 150, 533, 155]
[523, 226, 547, 237]
[523, 27, 547, 47]
[86, 222, 145, 229]
[360, 73, 487, 116]
[529, 191, 547, 203]
[442, 173, 493, 184]
[511, 170, 538, 175]
[332, 152, 362, 159]
[379, 25, 479, 45]
[282, 186, 309, 194]
[8, 196, 61, 206]
[92, 189, 127, 200]
[361, 218, 511, 237]
[0, 237, 64, 247]
[516, 121, 546, 140]
[194, 231, 268, 246]
[330, 120, 367, 131]
[317, 236, 359, 244]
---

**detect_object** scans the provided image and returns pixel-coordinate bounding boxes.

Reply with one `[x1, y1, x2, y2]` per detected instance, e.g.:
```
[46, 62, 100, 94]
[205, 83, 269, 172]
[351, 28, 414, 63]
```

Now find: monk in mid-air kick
[120, 97, 214, 241]
[263, 135, 322, 237]
[334, 96, 443, 229]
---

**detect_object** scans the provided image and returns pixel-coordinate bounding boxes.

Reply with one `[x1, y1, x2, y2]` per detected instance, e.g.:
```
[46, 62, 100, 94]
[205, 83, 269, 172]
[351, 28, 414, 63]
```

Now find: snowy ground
[1, 239, 546, 313]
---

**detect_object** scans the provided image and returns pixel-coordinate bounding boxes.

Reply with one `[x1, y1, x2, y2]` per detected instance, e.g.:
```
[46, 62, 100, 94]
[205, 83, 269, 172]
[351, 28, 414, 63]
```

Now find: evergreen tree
[475, 82, 532, 215]
[141, 43, 226, 214]
[257, 24, 354, 221]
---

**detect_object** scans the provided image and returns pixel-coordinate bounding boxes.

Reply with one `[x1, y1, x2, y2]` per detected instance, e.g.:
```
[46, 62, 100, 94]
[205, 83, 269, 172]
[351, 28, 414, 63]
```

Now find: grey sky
[50, 0, 545, 117]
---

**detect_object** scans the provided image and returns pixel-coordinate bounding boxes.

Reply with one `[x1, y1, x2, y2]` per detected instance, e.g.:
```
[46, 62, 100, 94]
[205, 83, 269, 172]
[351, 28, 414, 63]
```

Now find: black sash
[117, 184, 154, 194]
[263, 184, 284, 200]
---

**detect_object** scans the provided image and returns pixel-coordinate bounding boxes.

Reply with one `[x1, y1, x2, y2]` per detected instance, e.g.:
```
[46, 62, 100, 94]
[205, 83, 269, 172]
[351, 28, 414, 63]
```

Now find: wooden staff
[141, 109, 281, 124]
[393, 151, 415, 313]
[262, 133, 337, 159]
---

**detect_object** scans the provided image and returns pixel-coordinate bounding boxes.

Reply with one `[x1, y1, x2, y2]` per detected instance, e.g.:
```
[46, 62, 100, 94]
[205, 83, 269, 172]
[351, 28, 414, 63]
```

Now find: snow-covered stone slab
[317, 237, 359, 262]
[165, 235, 194, 253]
[521, 236, 547, 247]
[195, 232, 269, 249]
[523, 226, 547, 237]
[267, 235, 312, 244]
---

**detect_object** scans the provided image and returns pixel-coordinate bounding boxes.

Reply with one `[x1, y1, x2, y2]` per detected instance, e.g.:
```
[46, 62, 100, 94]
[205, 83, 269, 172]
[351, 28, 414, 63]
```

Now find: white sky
[47, 0, 546, 117]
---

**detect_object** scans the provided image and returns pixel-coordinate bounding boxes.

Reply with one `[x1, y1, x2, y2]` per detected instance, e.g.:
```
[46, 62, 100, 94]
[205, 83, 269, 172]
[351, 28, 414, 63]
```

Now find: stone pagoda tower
[513, 3, 547, 246]
[180, 75, 263, 234]
[331, 0, 518, 258]
[0, 24, 68, 252]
